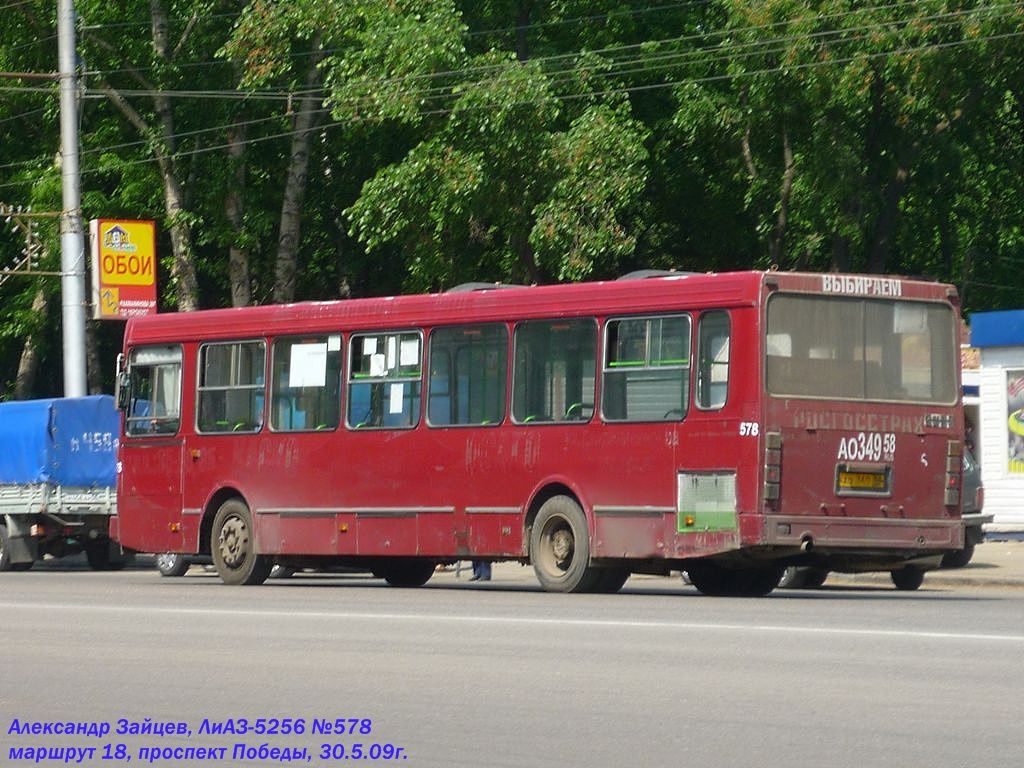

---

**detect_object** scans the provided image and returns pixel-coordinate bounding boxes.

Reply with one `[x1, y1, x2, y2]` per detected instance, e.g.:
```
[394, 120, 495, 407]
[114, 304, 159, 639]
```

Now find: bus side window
[602, 315, 690, 422]
[428, 324, 507, 427]
[697, 311, 730, 410]
[196, 341, 266, 433]
[512, 318, 596, 424]
[346, 332, 422, 429]
[270, 335, 342, 431]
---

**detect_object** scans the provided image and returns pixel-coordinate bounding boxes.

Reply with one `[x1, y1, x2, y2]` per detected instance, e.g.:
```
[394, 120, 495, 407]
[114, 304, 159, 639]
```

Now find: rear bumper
[962, 511, 993, 528]
[763, 514, 963, 551]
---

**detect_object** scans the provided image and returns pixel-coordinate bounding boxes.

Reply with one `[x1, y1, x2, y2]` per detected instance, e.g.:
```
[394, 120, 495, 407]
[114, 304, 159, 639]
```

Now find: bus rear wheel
[688, 562, 783, 597]
[211, 499, 272, 586]
[530, 496, 599, 593]
[890, 567, 925, 591]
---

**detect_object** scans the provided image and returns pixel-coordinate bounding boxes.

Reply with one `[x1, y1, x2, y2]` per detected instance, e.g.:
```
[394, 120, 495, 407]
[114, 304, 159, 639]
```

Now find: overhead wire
[76, 0, 947, 94]
[64, 27, 1024, 182]
[0, 3, 1019, 185]
[47, 1, 1019, 109]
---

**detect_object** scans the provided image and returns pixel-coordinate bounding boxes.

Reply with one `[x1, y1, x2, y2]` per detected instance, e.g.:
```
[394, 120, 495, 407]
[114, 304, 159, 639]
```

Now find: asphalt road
[2, 568, 1023, 768]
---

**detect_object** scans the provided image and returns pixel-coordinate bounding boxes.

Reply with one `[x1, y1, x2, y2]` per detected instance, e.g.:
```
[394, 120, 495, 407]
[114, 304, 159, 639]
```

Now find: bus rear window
[766, 295, 957, 404]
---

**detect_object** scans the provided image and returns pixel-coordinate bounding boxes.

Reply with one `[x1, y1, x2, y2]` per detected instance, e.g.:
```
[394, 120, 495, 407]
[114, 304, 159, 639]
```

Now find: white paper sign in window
[400, 338, 419, 367]
[370, 353, 386, 377]
[288, 343, 328, 388]
[386, 337, 397, 370]
[389, 383, 404, 414]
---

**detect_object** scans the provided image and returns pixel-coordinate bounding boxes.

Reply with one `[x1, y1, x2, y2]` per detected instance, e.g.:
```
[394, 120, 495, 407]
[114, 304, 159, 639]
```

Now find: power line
[59, 28, 1021, 180]
[52, 3, 1020, 113]
[0, 7, 1019, 184]
[73, 0, 958, 94]
[1, 1, 998, 107]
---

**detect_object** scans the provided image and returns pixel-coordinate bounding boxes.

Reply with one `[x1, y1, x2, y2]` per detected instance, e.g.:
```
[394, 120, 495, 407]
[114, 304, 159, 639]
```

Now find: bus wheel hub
[218, 517, 249, 567]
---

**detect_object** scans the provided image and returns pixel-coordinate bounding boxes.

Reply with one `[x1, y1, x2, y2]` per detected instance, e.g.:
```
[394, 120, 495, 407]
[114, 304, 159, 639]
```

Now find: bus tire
[688, 562, 783, 597]
[940, 541, 975, 569]
[156, 553, 190, 577]
[890, 567, 925, 591]
[381, 559, 435, 587]
[779, 566, 829, 589]
[530, 496, 599, 593]
[211, 499, 272, 586]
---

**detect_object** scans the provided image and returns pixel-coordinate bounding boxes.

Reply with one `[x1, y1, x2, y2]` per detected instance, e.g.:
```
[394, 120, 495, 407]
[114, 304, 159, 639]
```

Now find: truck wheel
[890, 567, 925, 591]
[940, 541, 975, 569]
[0, 525, 32, 572]
[85, 540, 134, 571]
[211, 498, 272, 585]
[530, 496, 599, 593]
[156, 553, 190, 577]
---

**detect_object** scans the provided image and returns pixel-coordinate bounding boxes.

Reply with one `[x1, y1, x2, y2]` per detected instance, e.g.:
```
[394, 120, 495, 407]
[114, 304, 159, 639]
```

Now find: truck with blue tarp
[0, 395, 130, 570]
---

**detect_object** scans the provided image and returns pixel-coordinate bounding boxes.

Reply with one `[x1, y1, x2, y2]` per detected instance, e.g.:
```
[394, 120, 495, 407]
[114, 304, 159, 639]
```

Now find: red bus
[111, 270, 963, 595]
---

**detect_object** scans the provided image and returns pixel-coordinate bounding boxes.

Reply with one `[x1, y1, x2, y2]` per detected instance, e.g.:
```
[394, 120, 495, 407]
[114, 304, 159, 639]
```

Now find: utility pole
[57, 0, 87, 397]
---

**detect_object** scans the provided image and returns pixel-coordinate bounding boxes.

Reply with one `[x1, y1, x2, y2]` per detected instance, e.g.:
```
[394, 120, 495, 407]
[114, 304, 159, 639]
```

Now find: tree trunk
[150, 0, 200, 311]
[866, 166, 909, 274]
[273, 34, 324, 304]
[516, 2, 532, 62]
[14, 288, 49, 399]
[85, 319, 103, 395]
[768, 127, 794, 266]
[225, 121, 251, 307]
[512, 230, 541, 284]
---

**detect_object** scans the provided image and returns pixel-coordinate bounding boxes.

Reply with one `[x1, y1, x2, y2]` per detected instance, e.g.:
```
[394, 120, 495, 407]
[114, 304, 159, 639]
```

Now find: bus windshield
[765, 294, 957, 404]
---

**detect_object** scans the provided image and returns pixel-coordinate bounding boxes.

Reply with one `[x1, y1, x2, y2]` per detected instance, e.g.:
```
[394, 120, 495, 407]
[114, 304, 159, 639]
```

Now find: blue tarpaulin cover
[0, 395, 118, 487]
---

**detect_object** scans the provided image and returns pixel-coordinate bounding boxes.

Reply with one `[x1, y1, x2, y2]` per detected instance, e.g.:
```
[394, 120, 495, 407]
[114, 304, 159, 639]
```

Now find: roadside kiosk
[970, 310, 1024, 534]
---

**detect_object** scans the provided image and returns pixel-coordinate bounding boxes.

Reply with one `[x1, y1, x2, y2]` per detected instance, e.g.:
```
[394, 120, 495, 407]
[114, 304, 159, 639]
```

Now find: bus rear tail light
[975, 486, 984, 510]
[944, 440, 962, 507]
[764, 431, 782, 502]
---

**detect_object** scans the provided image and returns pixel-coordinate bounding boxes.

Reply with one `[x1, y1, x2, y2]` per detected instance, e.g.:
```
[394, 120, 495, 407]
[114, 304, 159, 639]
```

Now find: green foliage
[531, 102, 649, 280]
[2, 0, 1024, 396]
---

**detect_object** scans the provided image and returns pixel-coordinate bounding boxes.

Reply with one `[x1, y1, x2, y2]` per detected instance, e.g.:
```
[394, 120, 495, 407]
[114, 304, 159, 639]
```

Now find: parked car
[941, 447, 990, 568]
[779, 447, 988, 588]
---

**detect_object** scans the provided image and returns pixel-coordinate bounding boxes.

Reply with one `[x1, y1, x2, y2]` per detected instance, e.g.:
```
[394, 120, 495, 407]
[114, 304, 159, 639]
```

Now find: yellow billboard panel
[90, 219, 157, 319]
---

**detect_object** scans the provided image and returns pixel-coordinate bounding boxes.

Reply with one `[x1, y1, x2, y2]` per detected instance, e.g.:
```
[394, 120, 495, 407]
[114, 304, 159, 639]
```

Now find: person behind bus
[470, 560, 491, 581]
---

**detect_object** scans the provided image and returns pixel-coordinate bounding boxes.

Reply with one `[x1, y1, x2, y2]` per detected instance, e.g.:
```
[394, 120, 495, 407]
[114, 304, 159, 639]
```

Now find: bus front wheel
[530, 496, 599, 593]
[211, 499, 272, 586]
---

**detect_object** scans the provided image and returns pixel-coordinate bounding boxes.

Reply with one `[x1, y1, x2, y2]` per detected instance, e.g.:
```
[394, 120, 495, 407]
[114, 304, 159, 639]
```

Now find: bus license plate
[837, 471, 887, 490]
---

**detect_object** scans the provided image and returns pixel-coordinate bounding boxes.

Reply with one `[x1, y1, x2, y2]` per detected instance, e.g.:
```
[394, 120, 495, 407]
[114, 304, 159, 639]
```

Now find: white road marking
[2, 600, 1023, 643]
